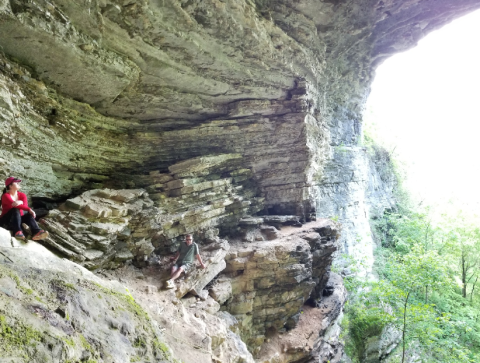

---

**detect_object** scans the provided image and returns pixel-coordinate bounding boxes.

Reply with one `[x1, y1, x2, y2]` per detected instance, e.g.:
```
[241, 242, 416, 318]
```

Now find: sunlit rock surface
[315, 144, 397, 272]
[0, 239, 258, 363]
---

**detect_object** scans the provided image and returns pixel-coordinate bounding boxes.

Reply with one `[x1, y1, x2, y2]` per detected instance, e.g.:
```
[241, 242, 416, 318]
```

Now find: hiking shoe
[165, 280, 175, 289]
[32, 230, 49, 241]
[14, 231, 25, 240]
[21, 223, 31, 236]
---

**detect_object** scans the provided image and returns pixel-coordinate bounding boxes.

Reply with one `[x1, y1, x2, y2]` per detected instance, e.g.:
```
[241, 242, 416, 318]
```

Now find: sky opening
[365, 9, 480, 215]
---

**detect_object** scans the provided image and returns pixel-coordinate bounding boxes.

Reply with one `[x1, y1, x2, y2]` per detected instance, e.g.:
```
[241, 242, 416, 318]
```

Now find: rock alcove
[1, 0, 480, 362]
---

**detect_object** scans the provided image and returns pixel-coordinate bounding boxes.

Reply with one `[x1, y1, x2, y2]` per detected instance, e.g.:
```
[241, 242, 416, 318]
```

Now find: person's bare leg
[170, 266, 184, 282]
[166, 266, 184, 288]
[170, 265, 178, 278]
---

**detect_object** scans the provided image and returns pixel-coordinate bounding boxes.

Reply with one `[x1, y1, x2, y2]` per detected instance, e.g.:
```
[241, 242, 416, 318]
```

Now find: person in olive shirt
[166, 234, 205, 289]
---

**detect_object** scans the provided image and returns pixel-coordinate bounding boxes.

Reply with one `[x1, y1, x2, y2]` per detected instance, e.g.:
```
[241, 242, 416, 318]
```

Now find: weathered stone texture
[0, 242, 172, 362]
[315, 144, 397, 272]
[1, 0, 480, 361]
[212, 219, 341, 354]
[256, 273, 347, 363]
[41, 151, 262, 269]
[1, 0, 479, 219]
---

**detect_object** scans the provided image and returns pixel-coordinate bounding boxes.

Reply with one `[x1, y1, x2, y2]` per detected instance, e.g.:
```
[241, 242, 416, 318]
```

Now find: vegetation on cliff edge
[341, 139, 480, 362]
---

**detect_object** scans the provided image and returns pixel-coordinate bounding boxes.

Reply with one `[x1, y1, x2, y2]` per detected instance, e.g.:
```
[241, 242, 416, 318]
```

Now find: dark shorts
[175, 262, 193, 273]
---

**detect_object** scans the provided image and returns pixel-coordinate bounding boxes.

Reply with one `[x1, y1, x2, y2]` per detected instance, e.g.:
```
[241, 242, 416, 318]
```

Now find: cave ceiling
[0, 0, 479, 210]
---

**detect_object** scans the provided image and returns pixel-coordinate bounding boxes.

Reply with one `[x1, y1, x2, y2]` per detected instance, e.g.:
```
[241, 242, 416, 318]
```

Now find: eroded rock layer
[209, 219, 341, 355]
[2, 0, 479, 216]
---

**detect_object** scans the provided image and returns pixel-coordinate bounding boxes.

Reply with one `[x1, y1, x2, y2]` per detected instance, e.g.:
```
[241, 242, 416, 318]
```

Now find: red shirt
[1, 192, 30, 217]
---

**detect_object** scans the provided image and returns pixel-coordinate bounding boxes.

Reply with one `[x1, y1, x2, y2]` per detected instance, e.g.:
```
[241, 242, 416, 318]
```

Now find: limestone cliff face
[1, 0, 480, 362]
[1, 0, 477, 265]
[2, 0, 479, 213]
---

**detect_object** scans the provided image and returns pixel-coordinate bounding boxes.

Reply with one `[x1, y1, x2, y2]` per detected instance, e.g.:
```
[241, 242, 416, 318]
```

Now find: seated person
[166, 234, 205, 289]
[0, 177, 49, 241]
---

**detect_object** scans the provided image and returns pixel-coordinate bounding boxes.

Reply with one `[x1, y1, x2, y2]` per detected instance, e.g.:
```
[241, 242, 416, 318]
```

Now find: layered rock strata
[210, 219, 341, 356]
[2, 0, 478, 218]
[256, 273, 347, 363]
[39, 152, 262, 266]
[0, 0, 478, 272]
[1, 0, 480, 362]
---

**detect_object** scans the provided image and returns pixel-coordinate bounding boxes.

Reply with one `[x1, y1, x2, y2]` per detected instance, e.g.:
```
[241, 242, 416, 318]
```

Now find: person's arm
[170, 251, 180, 262]
[2, 193, 13, 207]
[17, 193, 35, 217]
[3, 193, 25, 209]
[196, 254, 206, 269]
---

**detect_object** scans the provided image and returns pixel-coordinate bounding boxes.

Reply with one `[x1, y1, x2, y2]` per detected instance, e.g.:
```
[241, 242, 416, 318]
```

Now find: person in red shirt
[0, 177, 49, 241]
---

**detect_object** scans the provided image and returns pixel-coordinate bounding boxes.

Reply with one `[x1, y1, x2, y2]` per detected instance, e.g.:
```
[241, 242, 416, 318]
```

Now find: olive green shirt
[177, 242, 199, 265]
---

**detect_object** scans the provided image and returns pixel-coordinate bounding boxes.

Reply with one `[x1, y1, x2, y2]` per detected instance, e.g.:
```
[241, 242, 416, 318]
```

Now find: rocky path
[95, 218, 346, 363]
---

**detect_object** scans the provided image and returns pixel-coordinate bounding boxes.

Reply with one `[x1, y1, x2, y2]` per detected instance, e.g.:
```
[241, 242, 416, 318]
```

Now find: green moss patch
[0, 315, 43, 354]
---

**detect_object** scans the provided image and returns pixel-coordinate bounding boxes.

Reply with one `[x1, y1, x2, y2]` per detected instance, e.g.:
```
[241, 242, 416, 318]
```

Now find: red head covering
[5, 177, 22, 187]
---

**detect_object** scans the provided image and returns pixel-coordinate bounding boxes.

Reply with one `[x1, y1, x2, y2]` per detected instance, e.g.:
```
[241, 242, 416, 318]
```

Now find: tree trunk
[402, 291, 410, 363]
[462, 253, 467, 298]
[471, 276, 478, 302]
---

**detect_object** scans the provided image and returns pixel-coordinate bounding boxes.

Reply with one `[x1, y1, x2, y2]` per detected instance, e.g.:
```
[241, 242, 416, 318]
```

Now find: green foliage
[51, 278, 78, 291]
[0, 266, 36, 296]
[360, 207, 480, 362]
[342, 144, 480, 361]
[342, 247, 450, 362]
[64, 337, 75, 347]
[342, 298, 392, 361]
[79, 333, 94, 353]
[92, 283, 149, 319]
[134, 336, 147, 348]
[350, 109, 480, 361]
[153, 339, 182, 363]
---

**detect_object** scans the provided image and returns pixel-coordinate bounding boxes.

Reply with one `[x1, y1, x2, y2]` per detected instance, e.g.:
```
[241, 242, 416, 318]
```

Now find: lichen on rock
[0, 242, 173, 362]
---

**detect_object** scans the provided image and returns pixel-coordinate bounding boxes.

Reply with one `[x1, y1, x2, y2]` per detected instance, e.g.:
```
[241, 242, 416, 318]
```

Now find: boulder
[0, 243, 172, 362]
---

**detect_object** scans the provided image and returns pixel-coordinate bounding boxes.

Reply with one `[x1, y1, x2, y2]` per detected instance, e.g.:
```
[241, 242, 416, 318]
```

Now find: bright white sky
[365, 9, 480, 215]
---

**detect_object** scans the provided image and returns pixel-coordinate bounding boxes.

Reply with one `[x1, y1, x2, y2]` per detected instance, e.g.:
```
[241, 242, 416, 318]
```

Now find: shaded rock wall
[2, 0, 479, 215]
[214, 219, 341, 355]
[39, 150, 262, 268]
[256, 273, 347, 363]
[1, 0, 478, 267]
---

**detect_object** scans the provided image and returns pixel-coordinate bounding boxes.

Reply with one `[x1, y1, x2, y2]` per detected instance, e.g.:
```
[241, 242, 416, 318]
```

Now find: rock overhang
[0, 0, 479, 213]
